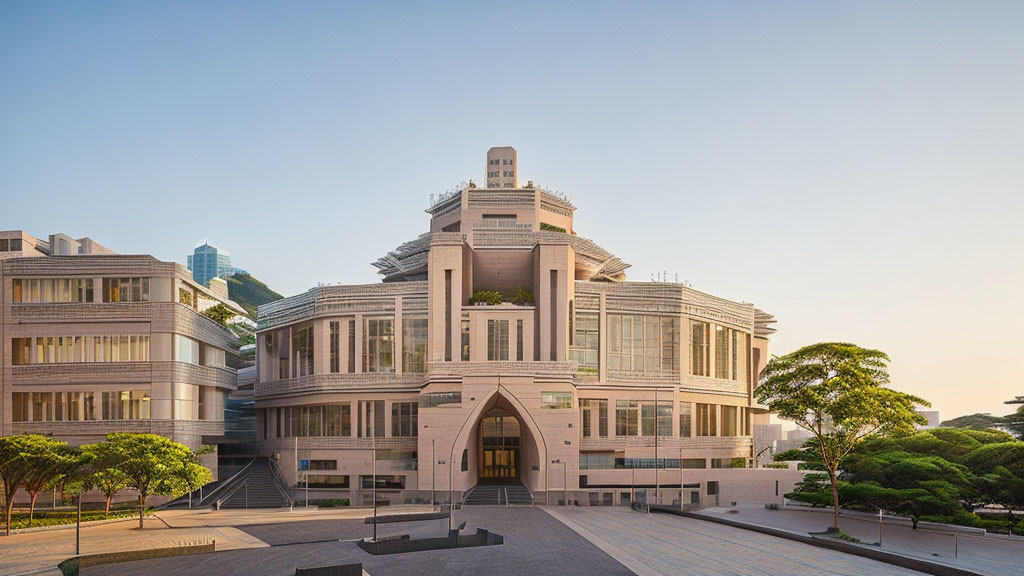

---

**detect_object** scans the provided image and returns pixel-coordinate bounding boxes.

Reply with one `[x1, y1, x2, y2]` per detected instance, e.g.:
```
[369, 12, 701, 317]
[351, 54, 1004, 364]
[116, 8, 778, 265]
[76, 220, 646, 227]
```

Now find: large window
[607, 315, 679, 372]
[487, 319, 509, 361]
[616, 400, 639, 436]
[691, 321, 709, 376]
[460, 317, 470, 361]
[13, 278, 93, 303]
[541, 391, 572, 409]
[678, 402, 692, 438]
[174, 334, 200, 365]
[639, 402, 673, 437]
[292, 325, 314, 377]
[10, 393, 92, 422]
[696, 403, 717, 437]
[711, 326, 749, 382]
[580, 399, 592, 437]
[402, 318, 427, 373]
[363, 318, 394, 373]
[101, 391, 151, 420]
[360, 475, 405, 490]
[15, 335, 149, 364]
[102, 278, 150, 302]
[722, 405, 739, 436]
[330, 321, 340, 373]
[571, 311, 599, 368]
[391, 402, 418, 437]
[284, 403, 351, 437]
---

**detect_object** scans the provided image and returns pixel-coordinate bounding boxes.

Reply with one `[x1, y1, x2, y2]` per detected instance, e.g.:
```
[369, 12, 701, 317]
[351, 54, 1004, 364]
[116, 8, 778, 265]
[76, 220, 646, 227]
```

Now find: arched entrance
[479, 409, 520, 482]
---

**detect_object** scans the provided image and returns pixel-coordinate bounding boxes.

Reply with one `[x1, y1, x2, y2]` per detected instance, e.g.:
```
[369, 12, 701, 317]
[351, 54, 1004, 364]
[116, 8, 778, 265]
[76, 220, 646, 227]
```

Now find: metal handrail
[267, 457, 295, 509]
[200, 457, 257, 506]
[216, 477, 250, 510]
[504, 487, 509, 509]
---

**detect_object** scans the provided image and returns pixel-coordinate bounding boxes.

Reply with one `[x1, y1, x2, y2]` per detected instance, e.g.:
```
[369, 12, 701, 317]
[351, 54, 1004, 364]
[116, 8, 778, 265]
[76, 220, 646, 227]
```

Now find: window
[348, 320, 356, 372]
[390, 402, 418, 437]
[579, 452, 615, 470]
[598, 399, 609, 437]
[11, 338, 30, 365]
[283, 403, 350, 437]
[309, 460, 337, 471]
[174, 334, 200, 365]
[444, 270, 452, 361]
[682, 458, 706, 469]
[102, 278, 150, 302]
[690, 321, 710, 376]
[292, 325, 314, 377]
[420, 392, 461, 408]
[715, 326, 730, 379]
[616, 400, 639, 436]
[516, 319, 524, 361]
[487, 319, 509, 361]
[12, 393, 29, 422]
[580, 399, 592, 437]
[10, 238, 21, 251]
[641, 403, 656, 436]
[305, 475, 350, 488]
[722, 405, 739, 436]
[541, 391, 572, 409]
[101, 391, 150, 420]
[571, 312, 599, 368]
[658, 402, 673, 437]
[330, 321, 340, 373]
[461, 317, 470, 361]
[402, 318, 427, 373]
[360, 475, 405, 490]
[32, 393, 52, 422]
[12, 278, 93, 303]
[608, 315, 678, 372]
[696, 403, 717, 436]
[678, 402, 692, 438]
[363, 318, 394, 373]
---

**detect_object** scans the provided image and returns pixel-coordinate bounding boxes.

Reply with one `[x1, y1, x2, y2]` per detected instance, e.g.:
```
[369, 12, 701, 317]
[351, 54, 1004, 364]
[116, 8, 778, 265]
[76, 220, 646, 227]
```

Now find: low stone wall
[293, 564, 363, 576]
[58, 542, 215, 576]
[356, 528, 503, 555]
[649, 506, 982, 576]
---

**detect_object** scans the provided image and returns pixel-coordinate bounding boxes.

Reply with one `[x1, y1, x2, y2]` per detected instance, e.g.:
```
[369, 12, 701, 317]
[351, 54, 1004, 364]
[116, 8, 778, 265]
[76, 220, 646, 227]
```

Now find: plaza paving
[694, 503, 1024, 576]
[0, 504, 965, 576]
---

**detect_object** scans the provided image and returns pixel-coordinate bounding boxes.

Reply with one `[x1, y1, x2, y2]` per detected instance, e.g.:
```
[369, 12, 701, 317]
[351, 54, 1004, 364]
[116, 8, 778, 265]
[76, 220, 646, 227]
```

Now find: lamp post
[372, 434, 377, 541]
[679, 447, 684, 510]
[654, 387, 659, 507]
[431, 438, 436, 508]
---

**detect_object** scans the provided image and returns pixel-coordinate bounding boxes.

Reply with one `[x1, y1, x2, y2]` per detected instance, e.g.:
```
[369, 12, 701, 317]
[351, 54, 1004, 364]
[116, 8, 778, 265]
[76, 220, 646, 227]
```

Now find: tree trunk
[105, 494, 112, 516]
[29, 493, 37, 525]
[138, 493, 145, 530]
[911, 517, 919, 530]
[5, 499, 12, 536]
[829, 472, 840, 530]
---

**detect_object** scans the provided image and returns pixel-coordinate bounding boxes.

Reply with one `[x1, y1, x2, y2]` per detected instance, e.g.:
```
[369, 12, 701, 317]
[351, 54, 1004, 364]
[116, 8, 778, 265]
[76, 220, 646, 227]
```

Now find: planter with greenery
[471, 290, 503, 305]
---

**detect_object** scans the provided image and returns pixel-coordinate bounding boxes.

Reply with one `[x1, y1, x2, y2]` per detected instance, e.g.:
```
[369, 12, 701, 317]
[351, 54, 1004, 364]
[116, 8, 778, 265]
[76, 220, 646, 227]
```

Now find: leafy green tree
[201, 303, 237, 326]
[0, 435, 68, 534]
[79, 442, 131, 515]
[962, 442, 1024, 478]
[755, 342, 928, 529]
[975, 466, 1024, 534]
[940, 413, 1003, 430]
[1000, 405, 1024, 440]
[98, 433, 211, 529]
[15, 436, 68, 526]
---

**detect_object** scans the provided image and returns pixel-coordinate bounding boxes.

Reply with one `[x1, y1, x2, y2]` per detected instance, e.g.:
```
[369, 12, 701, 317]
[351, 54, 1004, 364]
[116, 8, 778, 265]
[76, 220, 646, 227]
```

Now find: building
[753, 423, 783, 465]
[254, 148, 798, 507]
[1, 231, 246, 478]
[187, 240, 234, 288]
[915, 410, 940, 429]
[0, 230, 114, 261]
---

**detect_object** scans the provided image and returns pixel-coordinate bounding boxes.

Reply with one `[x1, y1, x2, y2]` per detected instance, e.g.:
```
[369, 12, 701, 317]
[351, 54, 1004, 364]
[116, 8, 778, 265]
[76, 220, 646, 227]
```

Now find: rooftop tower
[486, 146, 518, 188]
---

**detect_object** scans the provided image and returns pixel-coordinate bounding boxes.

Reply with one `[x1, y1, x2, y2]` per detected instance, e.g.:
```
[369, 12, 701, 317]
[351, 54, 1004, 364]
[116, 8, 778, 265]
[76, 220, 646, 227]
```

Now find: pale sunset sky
[2, 2, 1022, 421]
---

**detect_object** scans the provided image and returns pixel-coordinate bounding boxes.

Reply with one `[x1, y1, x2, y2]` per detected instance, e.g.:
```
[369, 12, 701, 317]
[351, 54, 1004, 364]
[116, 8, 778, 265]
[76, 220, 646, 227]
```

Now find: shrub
[471, 291, 503, 305]
[540, 222, 567, 233]
[510, 285, 534, 305]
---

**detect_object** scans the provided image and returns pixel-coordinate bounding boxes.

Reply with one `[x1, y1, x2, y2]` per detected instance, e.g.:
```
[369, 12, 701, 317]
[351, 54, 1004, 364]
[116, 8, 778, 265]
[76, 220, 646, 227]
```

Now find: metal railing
[198, 457, 256, 507]
[267, 457, 295, 510]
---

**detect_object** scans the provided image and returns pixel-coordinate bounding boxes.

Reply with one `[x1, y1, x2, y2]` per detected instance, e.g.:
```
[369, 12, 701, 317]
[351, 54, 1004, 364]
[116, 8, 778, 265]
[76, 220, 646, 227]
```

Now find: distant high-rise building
[187, 240, 234, 288]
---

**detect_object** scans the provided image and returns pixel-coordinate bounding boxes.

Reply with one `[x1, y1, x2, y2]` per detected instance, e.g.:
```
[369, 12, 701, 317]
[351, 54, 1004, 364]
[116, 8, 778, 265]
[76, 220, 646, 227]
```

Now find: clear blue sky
[2, 1, 1022, 420]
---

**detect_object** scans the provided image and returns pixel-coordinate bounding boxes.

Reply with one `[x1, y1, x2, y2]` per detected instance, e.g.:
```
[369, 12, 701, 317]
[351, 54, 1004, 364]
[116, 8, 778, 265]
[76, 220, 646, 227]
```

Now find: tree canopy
[756, 342, 928, 529]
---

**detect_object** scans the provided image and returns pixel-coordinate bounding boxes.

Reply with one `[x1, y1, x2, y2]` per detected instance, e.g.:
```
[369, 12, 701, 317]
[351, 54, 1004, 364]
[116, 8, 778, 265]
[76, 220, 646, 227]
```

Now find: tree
[755, 342, 928, 530]
[98, 433, 211, 529]
[201, 303, 237, 326]
[0, 435, 68, 531]
[79, 442, 130, 515]
[976, 466, 1024, 534]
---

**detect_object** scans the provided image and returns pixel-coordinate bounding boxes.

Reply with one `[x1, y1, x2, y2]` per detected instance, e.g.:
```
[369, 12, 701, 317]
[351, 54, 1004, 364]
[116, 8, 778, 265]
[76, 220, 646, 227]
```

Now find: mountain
[940, 412, 1003, 430]
[226, 274, 283, 319]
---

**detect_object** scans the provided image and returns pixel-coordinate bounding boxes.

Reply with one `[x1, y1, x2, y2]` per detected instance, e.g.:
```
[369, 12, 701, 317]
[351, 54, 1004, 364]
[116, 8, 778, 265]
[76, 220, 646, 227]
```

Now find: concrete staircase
[219, 457, 291, 509]
[463, 483, 532, 506]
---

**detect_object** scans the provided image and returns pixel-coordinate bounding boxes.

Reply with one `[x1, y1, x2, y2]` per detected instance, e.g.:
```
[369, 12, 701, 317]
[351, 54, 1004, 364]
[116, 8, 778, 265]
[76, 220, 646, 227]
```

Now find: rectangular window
[444, 270, 452, 361]
[682, 458, 706, 469]
[571, 311, 599, 368]
[516, 319, 524, 361]
[598, 399, 609, 437]
[102, 278, 150, 302]
[461, 317, 470, 361]
[487, 319, 509, 361]
[696, 403, 717, 437]
[309, 460, 337, 471]
[12, 278, 93, 303]
[12, 393, 29, 422]
[580, 399, 592, 438]
[420, 392, 462, 408]
[607, 315, 677, 372]
[722, 405, 739, 437]
[31, 393, 52, 421]
[329, 321, 340, 373]
[306, 475, 350, 488]
[390, 402, 418, 437]
[291, 325, 314, 377]
[658, 402, 673, 437]
[174, 334, 200, 365]
[402, 318, 428, 373]
[348, 320, 356, 373]
[615, 400, 639, 436]
[360, 475, 405, 490]
[12, 338, 30, 365]
[550, 271, 558, 360]
[690, 321, 710, 376]
[541, 391, 572, 409]
[678, 402, 692, 438]
[363, 318, 394, 373]
[715, 325, 730, 379]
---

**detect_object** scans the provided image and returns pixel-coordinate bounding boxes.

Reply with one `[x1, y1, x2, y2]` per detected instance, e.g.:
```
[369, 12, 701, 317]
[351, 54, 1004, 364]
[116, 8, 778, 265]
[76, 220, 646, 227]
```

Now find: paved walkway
[551, 506, 927, 576]
[86, 507, 632, 576]
[695, 504, 1024, 576]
